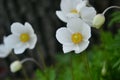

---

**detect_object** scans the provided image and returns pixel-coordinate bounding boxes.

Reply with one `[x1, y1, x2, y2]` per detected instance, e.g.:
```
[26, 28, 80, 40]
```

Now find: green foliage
[108, 11, 120, 27]
[34, 30, 120, 80]
[35, 67, 56, 80]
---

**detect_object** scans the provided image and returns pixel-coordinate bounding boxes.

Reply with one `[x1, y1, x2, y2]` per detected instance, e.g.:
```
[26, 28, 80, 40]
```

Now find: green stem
[70, 54, 74, 80]
[36, 44, 49, 80]
[21, 58, 43, 70]
[22, 68, 29, 80]
[36, 44, 47, 70]
[83, 53, 93, 80]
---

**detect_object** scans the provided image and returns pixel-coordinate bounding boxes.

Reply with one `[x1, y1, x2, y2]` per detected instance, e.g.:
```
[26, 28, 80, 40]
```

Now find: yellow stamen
[20, 33, 30, 43]
[70, 9, 78, 14]
[71, 33, 83, 44]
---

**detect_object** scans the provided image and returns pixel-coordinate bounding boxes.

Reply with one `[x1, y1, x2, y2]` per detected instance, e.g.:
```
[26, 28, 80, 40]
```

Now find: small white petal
[28, 34, 37, 49]
[11, 22, 34, 35]
[14, 43, 28, 54]
[74, 41, 89, 53]
[81, 23, 91, 40]
[56, 27, 72, 45]
[81, 7, 96, 26]
[60, 0, 73, 12]
[67, 18, 85, 33]
[63, 44, 75, 53]
[11, 22, 25, 35]
[24, 22, 34, 34]
[60, 0, 82, 12]
[56, 11, 68, 22]
[72, 0, 82, 8]
[76, 1, 87, 12]
[0, 44, 11, 58]
[4, 35, 20, 48]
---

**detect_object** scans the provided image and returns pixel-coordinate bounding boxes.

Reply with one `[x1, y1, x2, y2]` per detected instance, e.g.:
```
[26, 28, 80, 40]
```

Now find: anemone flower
[56, 0, 96, 26]
[4, 22, 37, 54]
[0, 37, 12, 58]
[56, 18, 91, 53]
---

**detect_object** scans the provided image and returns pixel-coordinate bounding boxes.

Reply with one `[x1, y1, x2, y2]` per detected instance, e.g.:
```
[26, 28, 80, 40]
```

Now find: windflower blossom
[4, 22, 37, 54]
[0, 44, 12, 58]
[56, 18, 91, 53]
[0, 37, 12, 58]
[56, 0, 96, 26]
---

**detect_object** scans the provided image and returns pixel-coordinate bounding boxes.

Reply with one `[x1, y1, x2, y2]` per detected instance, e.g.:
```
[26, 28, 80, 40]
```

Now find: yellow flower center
[20, 33, 30, 43]
[70, 9, 78, 14]
[71, 33, 83, 44]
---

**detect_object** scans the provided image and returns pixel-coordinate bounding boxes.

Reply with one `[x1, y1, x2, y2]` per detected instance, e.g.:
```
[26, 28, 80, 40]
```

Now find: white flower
[10, 60, 22, 73]
[56, 0, 96, 26]
[0, 37, 12, 58]
[4, 22, 37, 54]
[56, 18, 91, 53]
[0, 44, 12, 58]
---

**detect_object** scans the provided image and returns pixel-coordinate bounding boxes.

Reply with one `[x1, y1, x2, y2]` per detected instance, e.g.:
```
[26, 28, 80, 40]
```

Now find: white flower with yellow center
[0, 37, 12, 58]
[56, 18, 91, 53]
[56, 0, 96, 26]
[4, 22, 37, 54]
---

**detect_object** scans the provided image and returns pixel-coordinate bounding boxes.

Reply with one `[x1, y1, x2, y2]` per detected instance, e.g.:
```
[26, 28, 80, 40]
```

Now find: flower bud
[10, 60, 22, 73]
[92, 14, 105, 29]
[101, 62, 107, 76]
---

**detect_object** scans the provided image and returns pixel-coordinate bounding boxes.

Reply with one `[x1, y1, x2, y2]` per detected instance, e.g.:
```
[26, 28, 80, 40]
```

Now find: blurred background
[0, 0, 120, 80]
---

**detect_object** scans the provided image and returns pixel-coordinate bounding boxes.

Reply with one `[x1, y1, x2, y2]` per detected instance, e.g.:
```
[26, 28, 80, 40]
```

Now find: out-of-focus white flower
[56, 18, 91, 53]
[4, 22, 37, 54]
[10, 60, 22, 73]
[56, 0, 96, 26]
[0, 44, 12, 58]
[92, 14, 105, 29]
[0, 37, 12, 58]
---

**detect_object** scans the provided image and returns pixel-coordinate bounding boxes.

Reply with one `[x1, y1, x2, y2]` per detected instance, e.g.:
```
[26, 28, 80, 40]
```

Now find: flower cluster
[55, 0, 120, 54]
[0, 22, 37, 58]
[56, 0, 97, 54]
[56, 0, 96, 26]
[0, 22, 37, 72]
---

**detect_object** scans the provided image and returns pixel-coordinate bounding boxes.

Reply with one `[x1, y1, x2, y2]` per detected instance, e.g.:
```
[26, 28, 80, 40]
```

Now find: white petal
[76, 1, 87, 12]
[81, 23, 91, 40]
[60, 0, 82, 12]
[28, 34, 37, 49]
[67, 18, 85, 33]
[11, 22, 34, 35]
[60, 0, 73, 12]
[24, 22, 34, 34]
[11, 22, 25, 35]
[0, 44, 11, 58]
[81, 7, 96, 26]
[14, 43, 28, 54]
[72, 0, 82, 8]
[56, 11, 68, 23]
[4, 35, 20, 48]
[63, 44, 75, 53]
[74, 41, 89, 53]
[56, 27, 72, 45]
